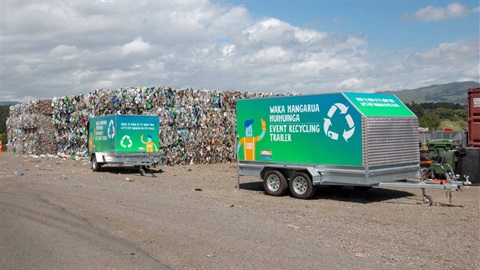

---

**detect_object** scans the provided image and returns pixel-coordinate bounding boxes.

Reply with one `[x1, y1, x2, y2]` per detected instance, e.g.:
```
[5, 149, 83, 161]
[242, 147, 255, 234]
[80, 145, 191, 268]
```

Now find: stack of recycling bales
[7, 86, 294, 165]
[52, 94, 94, 156]
[7, 100, 56, 155]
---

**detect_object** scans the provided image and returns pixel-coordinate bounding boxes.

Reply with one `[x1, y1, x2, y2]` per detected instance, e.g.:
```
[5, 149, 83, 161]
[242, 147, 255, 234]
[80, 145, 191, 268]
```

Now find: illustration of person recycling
[140, 134, 158, 152]
[237, 118, 266, 161]
[87, 122, 95, 152]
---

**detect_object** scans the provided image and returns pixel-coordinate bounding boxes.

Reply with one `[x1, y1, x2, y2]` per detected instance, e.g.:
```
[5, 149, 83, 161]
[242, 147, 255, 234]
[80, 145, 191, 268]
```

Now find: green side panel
[90, 115, 116, 153]
[115, 115, 159, 153]
[89, 115, 159, 153]
[236, 94, 363, 166]
[343, 92, 415, 117]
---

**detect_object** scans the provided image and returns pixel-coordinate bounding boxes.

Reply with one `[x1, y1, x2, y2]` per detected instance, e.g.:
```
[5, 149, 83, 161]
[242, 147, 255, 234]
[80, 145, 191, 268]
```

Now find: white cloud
[120, 37, 151, 56]
[0, 1, 478, 102]
[49, 45, 81, 60]
[221, 44, 236, 57]
[417, 39, 478, 63]
[294, 28, 326, 44]
[251, 46, 292, 63]
[373, 38, 480, 91]
[241, 18, 291, 45]
[459, 65, 480, 82]
[339, 78, 363, 89]
[404, 2, 471, 22]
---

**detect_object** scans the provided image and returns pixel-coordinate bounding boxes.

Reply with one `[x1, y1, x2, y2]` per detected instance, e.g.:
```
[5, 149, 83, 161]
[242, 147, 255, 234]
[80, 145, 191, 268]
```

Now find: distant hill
[0, 101, 20, 106]
[381, 81, 479, 106]
[1, 81, 479, 107]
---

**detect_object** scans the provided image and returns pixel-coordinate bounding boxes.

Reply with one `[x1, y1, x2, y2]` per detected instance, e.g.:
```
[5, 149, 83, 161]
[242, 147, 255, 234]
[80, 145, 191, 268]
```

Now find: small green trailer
[87, 115, 160, 175]
[236, 92, 461, 202]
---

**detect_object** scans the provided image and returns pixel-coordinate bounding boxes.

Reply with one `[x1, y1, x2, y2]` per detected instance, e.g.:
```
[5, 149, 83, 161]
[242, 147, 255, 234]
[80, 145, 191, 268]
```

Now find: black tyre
[263, 170, 288, 196]
[289, 172, 316, 199]
[92, 155, 102, 172]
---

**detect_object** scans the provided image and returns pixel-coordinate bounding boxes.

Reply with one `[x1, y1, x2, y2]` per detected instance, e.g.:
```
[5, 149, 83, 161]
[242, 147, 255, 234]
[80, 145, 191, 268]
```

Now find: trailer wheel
[423, 194, 433, 206]
[289, 172, 316, 199]
[263, 170, 288, 196]
[92, 155, 102, 172]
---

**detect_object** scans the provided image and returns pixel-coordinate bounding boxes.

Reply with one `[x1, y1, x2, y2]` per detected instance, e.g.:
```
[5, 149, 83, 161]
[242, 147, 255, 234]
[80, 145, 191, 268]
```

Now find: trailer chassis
[91, 152, 160, 176]
[237, 162, 465, 205]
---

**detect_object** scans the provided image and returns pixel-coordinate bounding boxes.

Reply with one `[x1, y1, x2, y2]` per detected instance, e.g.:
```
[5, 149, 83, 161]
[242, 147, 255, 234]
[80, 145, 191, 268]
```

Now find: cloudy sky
[1, 0, 479, 102]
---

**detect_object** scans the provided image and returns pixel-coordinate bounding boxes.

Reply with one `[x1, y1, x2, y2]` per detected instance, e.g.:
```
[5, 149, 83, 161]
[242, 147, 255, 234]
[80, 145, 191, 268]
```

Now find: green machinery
[420, 139, 466, 180]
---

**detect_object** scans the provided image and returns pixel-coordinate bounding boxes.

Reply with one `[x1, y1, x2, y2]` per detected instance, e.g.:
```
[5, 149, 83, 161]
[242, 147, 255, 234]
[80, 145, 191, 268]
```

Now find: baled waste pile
[7, 100, 56, 155]
[7, 87, 293, 165]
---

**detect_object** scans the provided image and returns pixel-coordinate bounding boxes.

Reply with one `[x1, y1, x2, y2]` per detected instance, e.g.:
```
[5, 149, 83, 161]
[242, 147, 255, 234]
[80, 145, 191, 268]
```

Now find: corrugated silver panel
[363, 117, 419, 166]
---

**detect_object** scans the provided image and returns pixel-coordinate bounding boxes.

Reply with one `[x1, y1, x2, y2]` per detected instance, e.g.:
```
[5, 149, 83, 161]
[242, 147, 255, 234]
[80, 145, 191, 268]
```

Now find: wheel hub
[267, 175, 280, 192]
[292, 177, 307, 194]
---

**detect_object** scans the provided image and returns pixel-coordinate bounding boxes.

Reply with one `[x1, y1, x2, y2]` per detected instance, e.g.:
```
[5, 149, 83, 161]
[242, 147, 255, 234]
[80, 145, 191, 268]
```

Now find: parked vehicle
[235, 92, 422, 199]
[87, 115, 160, 175]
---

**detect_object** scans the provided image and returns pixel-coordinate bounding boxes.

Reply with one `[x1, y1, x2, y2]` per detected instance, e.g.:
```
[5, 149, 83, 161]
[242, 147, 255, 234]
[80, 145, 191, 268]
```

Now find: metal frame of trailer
[378, 179, 462, 206]
[91, 151, 160, 176]
[236, 162, 464, 205]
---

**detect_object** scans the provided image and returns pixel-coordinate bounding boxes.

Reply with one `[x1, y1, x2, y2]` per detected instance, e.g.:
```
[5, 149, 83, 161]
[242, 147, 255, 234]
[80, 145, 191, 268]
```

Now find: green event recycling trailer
[87, 115, 160, 175]
[236, 92, 423, 199]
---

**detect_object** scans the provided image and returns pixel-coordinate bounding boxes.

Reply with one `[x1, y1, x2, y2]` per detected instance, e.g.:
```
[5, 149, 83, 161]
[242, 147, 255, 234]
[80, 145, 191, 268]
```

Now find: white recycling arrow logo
[107, 119, 115, 139]
[120, 135, 133, 148]
[323, 103, 355, 142]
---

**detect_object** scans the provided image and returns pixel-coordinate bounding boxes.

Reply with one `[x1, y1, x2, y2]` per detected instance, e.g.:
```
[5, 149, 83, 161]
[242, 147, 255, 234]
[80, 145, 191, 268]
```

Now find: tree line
[406, 101, 467, 131]
[0, 105, 8, 144]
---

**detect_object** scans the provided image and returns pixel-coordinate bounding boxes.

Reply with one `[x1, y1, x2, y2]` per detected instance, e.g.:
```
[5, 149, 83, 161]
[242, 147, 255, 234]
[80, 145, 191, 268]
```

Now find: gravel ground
[0, 152, 479, 269]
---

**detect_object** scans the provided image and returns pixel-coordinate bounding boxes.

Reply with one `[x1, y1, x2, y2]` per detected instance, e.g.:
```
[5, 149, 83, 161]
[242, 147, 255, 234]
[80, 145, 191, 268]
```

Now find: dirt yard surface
[0, 152, 478, 269]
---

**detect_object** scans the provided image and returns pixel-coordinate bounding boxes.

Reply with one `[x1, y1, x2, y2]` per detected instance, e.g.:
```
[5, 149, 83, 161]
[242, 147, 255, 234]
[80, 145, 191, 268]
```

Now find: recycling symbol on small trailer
[107, 120, 115, 139]
[323, 103, 355, 142]
[120, 135, 133, 148]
